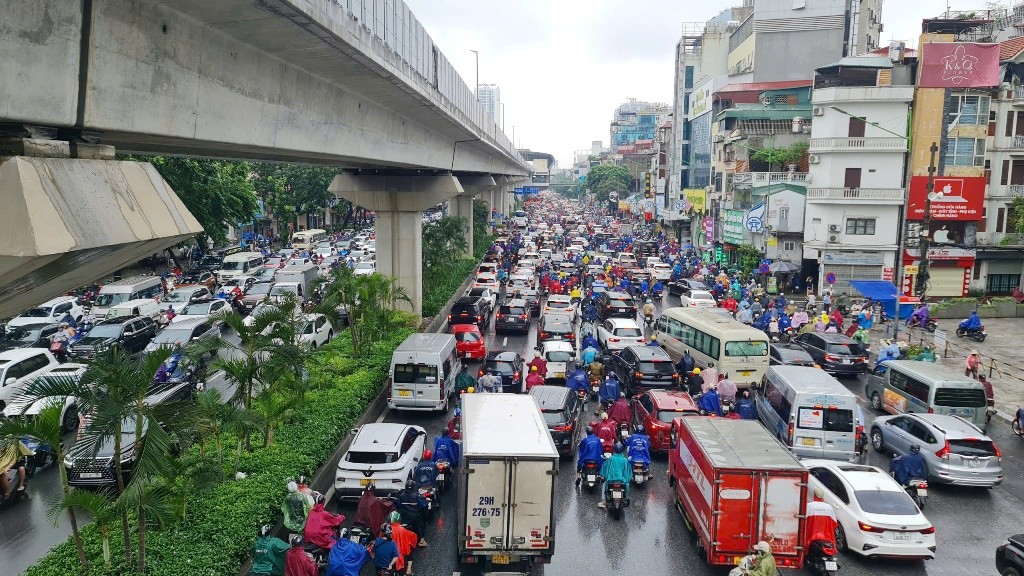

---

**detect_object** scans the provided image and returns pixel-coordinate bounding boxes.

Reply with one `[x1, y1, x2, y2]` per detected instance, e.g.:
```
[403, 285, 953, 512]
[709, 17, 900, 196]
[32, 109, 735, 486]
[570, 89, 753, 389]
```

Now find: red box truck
[668, 418, 808, 569]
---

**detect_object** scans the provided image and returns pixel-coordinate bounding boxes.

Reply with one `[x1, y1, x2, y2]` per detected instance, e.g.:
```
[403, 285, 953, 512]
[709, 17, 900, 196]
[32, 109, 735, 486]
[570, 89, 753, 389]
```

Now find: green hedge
[422, 258, 478, 317]
[25, 328, 411, 576]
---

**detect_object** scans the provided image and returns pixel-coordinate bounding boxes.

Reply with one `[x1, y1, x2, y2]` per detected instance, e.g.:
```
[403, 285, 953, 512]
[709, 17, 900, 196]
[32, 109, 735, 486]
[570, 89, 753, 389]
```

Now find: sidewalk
[883, 317, 1023, 418]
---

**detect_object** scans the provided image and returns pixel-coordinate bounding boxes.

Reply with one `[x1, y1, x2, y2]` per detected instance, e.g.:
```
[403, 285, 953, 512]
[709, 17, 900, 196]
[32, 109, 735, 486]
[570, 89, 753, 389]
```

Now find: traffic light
[644, 173, 652, 199]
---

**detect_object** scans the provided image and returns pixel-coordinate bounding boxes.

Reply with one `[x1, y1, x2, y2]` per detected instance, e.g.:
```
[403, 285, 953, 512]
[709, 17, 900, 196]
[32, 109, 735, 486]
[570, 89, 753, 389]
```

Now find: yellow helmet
[467, 387, 475, 394]
[693, 367, 701, 375]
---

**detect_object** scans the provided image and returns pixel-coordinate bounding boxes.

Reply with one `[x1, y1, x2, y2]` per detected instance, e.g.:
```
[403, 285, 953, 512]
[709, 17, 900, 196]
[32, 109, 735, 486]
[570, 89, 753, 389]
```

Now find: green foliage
[737, 244, 762, 272]
[583, 164, 631, 202]
[250, 163, 340, 233]
[422, 216, 470, 270]
[1009, 197, 1024, 234]
[751, 142, 808, 170]
[25, 329, 410, 576]
[422, 258, 478, 317]
[141, 157, 261, 245]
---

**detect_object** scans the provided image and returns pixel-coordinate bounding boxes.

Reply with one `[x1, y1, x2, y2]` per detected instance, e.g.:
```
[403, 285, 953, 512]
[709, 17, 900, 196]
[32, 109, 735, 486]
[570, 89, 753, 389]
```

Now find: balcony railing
[1014, 86, 1024, 101]
[733, 172, 808, 189]
[809, 137, 907, 152]
[989, 184, 1024, 198]
[806, 187, 905, 201]
[1012, 135, 1024, 149]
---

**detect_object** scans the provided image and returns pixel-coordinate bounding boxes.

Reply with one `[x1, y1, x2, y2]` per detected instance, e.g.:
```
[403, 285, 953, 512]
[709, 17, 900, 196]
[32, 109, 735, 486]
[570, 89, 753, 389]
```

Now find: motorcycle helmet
[380, 523, 393, 537]
[634, 424, 645, 435]
[289, 533, 303, 547]
[586, 426, 594, 435]
[910, 444, 921, 453]
[423, 449, 432, 460]
[313, 492, 325, 506]
[297, 475, 308, 486]
[388, 511, 401, 524]
[813, 487, 825, 500]
[693, 368, 701, 375]
[259, 524, 272, 538]
[405, 479, 416, 491]
[614, 441, 625, 454]
[754, 541, 772, 555]
[338, 527, 349, 540]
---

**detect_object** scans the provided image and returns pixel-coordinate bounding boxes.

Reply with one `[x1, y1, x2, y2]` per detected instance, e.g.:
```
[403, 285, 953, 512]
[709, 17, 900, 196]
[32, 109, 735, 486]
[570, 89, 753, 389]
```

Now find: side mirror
[5, 378, 16, 386]
[350, 428, 359, 436]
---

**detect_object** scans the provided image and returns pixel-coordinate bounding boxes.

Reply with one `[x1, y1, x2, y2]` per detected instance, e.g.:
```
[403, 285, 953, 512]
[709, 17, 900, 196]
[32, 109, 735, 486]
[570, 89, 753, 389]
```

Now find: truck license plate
[825, 561, 838, 571]
[893, 532, 911, 541]
[397, 390, 411, 397]
[801, 437, 817, 446]
[492, 554, 510, 565]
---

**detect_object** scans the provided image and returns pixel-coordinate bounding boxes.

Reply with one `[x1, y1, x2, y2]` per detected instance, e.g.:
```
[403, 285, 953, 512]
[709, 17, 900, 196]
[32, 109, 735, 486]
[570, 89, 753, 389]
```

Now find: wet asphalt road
[7, 298, 1024, 575]
[335, 294, 1024, 576]
[0, 337, 241, 576]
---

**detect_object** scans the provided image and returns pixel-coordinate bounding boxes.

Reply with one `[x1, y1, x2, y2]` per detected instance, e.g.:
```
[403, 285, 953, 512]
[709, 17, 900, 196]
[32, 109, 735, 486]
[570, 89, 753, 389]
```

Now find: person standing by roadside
[965, 350, 981, 379]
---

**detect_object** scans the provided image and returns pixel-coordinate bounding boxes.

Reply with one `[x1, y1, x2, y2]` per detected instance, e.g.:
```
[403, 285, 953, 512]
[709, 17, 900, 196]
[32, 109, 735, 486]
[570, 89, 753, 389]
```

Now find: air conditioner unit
[813, 107, 825, 116]
[809, 154, 821, 164]
[978, 235, 992, 245]
[828, 234, 839, 243]
[828, 224, 841, 233]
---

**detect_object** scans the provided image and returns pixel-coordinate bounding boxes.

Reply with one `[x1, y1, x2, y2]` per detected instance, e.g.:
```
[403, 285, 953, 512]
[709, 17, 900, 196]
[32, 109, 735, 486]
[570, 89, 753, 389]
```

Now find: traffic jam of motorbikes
[244, 192, 1021, 576]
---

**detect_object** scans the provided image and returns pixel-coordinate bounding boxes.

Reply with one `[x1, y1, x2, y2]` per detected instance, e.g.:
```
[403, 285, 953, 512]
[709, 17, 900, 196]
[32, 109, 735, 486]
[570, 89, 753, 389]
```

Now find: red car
[452, 324, 486, 360]
[631, 389, 701, 452]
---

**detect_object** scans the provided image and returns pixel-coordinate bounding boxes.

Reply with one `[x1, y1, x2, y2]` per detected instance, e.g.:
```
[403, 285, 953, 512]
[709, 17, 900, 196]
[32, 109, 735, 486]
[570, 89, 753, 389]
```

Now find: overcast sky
[405, 0, 1005, 167]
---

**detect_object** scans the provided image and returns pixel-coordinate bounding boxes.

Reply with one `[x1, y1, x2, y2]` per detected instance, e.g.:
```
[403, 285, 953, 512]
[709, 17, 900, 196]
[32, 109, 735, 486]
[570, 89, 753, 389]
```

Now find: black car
[448, 296, 491, 328]
[610, 345, 680, 394]
[529, 385, 584, 458]
[495, 299, 530, 334]
[177, 270, 217, 291]
[517, 288, 541, 317]
[668, 278, 710, 297]
[595, 291, 638, 320]
[70, 315, 157, 360]
[538, 313, 575, 345]
[769, 343, 816, 367]
[997, 534, 1024, 576]
[0, 322, 62, 352]
[479, 351, 525, 393]
[792, 333, 868, 375]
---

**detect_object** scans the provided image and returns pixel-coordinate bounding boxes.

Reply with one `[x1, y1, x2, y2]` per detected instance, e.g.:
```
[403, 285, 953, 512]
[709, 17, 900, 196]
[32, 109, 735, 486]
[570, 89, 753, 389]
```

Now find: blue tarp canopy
[849, 280, 912, 318]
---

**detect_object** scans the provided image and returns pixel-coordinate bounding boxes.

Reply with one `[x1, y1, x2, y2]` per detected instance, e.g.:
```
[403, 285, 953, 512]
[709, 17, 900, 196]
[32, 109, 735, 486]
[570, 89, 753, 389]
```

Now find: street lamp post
[470, 49, 479, 100]
[500, 102, 505, 131]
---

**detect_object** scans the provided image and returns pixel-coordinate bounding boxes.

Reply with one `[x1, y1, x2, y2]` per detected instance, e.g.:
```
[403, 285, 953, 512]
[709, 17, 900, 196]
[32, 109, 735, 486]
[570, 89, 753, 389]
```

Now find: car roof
[647, 389, 699, 410]
[454, 296, 481, 306]
[0, 348, 53, 362]
[451, 323, 481, 334]
[547, 294, 571, 302]
[624, 345, 671, 360]
[542, 340, 574, 350]
[816, 333, 857, 343]
[97, 315, 142, 325]
[802, 460, 902, 491]
[606, 317, 640, 327]
[351, 423, 417, 451]
[486, 351, 521, 362]
[162, 317, 209, 329]
[39, 296, 78, 307]
[904, 413, 986, 436]
[501, 299, 527, 307]
[604, 291, 630, 298]
[529, 384, 570, 406]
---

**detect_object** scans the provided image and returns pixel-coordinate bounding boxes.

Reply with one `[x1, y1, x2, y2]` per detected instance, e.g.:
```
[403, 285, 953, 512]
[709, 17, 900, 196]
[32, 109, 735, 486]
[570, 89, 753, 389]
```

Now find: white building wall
[805, 202, 900, 248]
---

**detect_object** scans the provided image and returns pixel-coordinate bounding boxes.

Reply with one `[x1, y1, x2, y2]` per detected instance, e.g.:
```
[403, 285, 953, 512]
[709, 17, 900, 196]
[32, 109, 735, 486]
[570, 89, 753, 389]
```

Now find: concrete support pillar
[329, 173, 464, 317]
[454, 174, 496, 257]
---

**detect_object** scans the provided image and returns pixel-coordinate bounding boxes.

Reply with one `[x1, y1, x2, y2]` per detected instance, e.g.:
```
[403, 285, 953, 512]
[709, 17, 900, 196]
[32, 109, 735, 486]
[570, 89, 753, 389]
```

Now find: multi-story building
[975, 38, 1024, 294]
[803, 53, 914, 295]
[477, 83, 500, 125]
[610, 100, 671, 148]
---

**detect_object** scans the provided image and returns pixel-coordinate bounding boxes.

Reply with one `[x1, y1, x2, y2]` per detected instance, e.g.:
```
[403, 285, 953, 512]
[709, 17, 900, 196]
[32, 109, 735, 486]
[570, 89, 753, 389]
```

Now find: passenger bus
[654, 307, 770, 389]
[290, 229, 327, 250]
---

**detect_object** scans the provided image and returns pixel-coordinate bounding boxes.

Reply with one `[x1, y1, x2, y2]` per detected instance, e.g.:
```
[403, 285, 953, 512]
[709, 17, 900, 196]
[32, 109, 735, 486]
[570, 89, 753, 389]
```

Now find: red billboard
[919, 43, 1000, 88]
[907, 176, 984, 221]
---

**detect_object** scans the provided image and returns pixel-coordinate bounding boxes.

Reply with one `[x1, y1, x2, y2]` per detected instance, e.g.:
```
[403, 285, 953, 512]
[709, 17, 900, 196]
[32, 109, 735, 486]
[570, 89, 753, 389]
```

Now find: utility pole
[916, 142, 938, 300]
[470, 50, 479, 100]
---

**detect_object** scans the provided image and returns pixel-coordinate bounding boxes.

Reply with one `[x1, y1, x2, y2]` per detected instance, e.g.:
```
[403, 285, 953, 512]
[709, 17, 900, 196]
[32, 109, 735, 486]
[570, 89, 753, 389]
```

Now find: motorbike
[22, 437, 58, 478]
[922, 318, 938, 333]
[347, 524, 372, 547]
[955, 324, 987, 342]
[652, 287, 664, 300]
[902, 479, 929, 510]
[157, 311, 174, 331]
[589, 378, 601, 401]
[631, 461, 650, 486]
[581, 460, 600, 493]
[604, 479, 629, 519]
[418, 485, 437, 515]
[0, 466, 28, 509]
[805, 539, 840, 576]
[48, 336, 69, 363]
[435, 459, 452, 493]
[1012, 407, 1024, 437]
[643, 313, 654, 329]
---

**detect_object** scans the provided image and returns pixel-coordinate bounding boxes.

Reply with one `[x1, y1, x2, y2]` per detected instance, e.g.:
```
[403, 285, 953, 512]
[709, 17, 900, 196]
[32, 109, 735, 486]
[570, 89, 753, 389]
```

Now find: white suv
[8, 296, 84, 329]
[2, 363, 85, 433]
[597, 318, 646, 352]
[334, 423, 425, 502]
[0, 349, 60, 411]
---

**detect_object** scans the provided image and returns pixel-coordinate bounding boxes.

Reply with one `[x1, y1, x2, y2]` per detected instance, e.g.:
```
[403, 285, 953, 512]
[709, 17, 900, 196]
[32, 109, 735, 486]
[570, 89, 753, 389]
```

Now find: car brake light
[638, 337, 645, 343]
[993, 442, 1002, 458]
[824, 354, 841, 362]
[447, 314, 452, 321]
[672, 373, 679, 380]
[919, 526, 935, 534]
[787, 422, 794, 446]
[519, 314, 527, 319]
[858, 522, 886, 533]
[609, 337, 620, 342]
[634, 371, 643, 378]
[513, 371, 520, 380]
[935, 441, 950, 459]
[552, 423, 573, 432]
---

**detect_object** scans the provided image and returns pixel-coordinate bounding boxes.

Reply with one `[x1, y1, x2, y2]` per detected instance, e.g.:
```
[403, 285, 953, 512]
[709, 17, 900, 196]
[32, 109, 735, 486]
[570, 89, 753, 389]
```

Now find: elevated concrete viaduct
[0, 0, 527, 318]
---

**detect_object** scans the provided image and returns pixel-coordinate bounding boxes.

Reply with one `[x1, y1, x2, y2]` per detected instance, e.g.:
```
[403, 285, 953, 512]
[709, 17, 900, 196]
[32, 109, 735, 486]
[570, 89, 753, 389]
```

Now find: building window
[987, 274, 1019, 294]
[783, 241, 796, 251]
[944, 137, 986, 166]
[778, 207, 790, 223]
[996, 207, 1006, 233]
[948, 94, 990, 126]
[845, 218, 876, 235]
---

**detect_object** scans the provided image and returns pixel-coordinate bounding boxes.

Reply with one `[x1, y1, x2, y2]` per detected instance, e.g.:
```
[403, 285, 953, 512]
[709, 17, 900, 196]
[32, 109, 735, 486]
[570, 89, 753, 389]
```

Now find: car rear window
[948, 438, 998, 457]
[639, 361, 675, 374]
[609, 298, 634, 308]
[546, 351, 573, 362]
[933, 387, 987, 407]
[393, 364, 438, 384]
[486, 361, 515, 375]
[614, 327, 642, 337]
[346, 451, 397, 464]
[796, 407, 854, 432]
[541, 410, 568, 427]
[725, 341, 769, 356]
[658, 409, 698, 423]
[827, 342, 866, 355]
[454, 331, 481, 343]
[451, 305, 479, 316]
[501, 306, 527, 316]
[853, 489, 920, 515]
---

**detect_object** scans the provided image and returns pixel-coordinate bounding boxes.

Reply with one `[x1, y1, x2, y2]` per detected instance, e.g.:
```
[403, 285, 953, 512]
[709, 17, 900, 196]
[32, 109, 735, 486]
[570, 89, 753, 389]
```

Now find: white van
[755, 365, 860, 461]
[218, 252, 265, 284]
[92, 276, 164, 317]
[104, 298, 163, 321]
[388, 333, 460, 412]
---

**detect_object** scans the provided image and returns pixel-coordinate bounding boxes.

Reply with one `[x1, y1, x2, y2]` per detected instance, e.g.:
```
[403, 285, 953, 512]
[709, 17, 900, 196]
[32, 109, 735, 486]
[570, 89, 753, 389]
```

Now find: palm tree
[190, 388, 261, 474]
[51, 489, 118, 571]
[252, 387, 299, 447]
[318, 267, 411, 354]
[0, 405, 89, 570]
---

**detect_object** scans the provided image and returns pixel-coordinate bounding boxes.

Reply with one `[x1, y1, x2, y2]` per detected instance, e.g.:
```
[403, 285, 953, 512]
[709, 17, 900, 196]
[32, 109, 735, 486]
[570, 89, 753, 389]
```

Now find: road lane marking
[502, 336, 508, 346]
[375, 409, 388, 423]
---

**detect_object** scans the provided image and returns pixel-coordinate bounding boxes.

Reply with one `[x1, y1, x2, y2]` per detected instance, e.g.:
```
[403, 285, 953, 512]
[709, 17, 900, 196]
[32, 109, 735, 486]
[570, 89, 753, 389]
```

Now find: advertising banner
[919, 43, 999, 88]
[683, 189, 707, 214]
[907, 176, 984, 221]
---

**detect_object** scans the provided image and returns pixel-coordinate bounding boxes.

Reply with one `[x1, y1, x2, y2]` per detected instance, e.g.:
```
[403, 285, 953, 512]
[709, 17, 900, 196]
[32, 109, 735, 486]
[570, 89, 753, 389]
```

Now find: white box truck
[458, 394, 559, 573]
[273, 263, 319, 303]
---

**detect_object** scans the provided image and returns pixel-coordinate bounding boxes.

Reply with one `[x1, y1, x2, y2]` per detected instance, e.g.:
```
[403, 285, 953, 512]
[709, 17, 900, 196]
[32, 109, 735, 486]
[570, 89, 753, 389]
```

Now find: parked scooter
[805, 539, 840, 576]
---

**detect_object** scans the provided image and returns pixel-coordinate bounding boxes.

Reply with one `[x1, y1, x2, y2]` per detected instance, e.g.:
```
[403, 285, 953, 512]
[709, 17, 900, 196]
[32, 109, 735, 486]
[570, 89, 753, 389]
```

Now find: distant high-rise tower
[478, 84, 501, 125]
